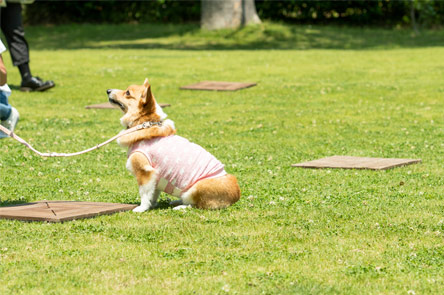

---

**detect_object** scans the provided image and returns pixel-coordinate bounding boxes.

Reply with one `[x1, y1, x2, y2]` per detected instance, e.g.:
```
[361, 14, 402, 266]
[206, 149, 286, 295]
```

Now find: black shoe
[20, 76, 55, 92]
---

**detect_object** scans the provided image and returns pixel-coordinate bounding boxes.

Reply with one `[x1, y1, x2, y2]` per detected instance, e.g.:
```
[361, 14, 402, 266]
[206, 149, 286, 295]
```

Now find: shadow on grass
[8, 85, 22, 91]
[155, 199, 174, 210]
[126, 199, 175, 210]
[0, 199, 29, 207]
[23, 22, 444, 51]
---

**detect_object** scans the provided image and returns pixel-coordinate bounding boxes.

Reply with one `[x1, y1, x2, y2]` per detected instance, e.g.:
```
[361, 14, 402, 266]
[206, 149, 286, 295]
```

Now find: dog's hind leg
[169, 198, 193, 210]
[181, 174, 241, 210]
[127, 152, 159, 212]
[169, 199, 183, 207]
[173, 205, 192, 210]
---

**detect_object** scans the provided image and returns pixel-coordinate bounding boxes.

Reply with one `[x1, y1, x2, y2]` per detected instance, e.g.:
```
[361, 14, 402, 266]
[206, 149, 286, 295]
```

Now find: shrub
[24, 0, 444, 28]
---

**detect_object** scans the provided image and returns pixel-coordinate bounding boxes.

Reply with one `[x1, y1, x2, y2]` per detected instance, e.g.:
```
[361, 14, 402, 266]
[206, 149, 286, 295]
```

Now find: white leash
[0, 121, 161, 157]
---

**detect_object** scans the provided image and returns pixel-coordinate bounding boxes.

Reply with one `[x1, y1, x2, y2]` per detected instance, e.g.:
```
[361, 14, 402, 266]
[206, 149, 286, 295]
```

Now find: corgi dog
[107, 79, 240, 212]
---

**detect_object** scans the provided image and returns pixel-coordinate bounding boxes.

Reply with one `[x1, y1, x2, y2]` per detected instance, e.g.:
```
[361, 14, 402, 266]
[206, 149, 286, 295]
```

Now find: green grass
[1, 22, 444, 294]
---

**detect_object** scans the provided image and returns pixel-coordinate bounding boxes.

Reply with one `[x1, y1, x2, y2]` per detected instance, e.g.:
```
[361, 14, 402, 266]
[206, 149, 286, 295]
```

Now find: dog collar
[132, 121, 163, 130]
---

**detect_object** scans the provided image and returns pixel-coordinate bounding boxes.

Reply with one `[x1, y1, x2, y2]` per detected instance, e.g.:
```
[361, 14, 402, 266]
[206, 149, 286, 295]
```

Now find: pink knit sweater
[128, 135, 226, 196]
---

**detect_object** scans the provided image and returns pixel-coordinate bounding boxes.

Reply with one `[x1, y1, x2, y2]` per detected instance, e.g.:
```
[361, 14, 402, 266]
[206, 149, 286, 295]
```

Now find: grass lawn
[1, 22, 444, 294]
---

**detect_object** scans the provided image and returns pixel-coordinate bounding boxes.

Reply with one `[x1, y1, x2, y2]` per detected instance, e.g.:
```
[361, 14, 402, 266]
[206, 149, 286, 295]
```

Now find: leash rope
[0, 121, 162, 157]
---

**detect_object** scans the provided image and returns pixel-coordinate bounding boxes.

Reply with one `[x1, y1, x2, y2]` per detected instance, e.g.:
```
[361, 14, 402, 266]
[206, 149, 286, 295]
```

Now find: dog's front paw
[133, 205, 149, 213]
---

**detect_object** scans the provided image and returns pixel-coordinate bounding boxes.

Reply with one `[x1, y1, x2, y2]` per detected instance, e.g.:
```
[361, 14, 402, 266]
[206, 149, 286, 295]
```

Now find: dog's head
[107, 78, 167, 128]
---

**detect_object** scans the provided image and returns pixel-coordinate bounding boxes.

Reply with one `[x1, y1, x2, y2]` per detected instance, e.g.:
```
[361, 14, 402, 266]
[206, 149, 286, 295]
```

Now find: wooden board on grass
[292, 156, 421, 170]
[0, 201, 137, 222]
[180, 81, 256, 91]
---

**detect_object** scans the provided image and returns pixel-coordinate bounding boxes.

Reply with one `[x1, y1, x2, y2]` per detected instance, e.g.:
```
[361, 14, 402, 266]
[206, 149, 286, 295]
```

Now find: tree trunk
[410, 0, 420, 35]
[242, 0, 261, 26]
[201, 0, 261, 30]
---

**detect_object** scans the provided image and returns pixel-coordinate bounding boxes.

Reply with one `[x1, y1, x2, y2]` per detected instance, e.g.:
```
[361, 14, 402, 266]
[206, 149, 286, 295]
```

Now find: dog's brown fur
[112, 81, 176, 147]
[191, 174, 241, 209]
[108, 79, 240, 211]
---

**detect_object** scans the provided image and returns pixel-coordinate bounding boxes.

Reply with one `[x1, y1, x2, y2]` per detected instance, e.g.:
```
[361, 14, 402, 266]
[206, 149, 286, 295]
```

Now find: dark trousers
[0, 3, 30, 66]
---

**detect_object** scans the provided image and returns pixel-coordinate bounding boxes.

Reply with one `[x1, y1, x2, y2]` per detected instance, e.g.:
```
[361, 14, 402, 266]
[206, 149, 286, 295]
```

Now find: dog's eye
[125, 90, 130, 96]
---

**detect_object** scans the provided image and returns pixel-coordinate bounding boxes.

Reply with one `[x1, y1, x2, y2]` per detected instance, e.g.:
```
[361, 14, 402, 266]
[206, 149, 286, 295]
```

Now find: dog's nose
[106, 89, 112, 95]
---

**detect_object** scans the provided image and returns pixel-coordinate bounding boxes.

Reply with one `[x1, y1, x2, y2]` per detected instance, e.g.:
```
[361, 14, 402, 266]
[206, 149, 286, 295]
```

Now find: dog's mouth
[109, 98, 126, 111]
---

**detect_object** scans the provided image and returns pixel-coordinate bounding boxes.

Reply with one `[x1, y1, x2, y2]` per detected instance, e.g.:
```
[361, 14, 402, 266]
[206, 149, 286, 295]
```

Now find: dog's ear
[141, 78, 154, 105]
[143, 78, 149, 88]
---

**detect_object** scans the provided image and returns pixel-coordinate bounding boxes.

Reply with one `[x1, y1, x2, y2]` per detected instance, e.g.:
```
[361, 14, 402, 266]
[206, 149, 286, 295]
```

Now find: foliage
[256, 0, 443, 27]
[413, 0, 442, 27]
[1, 23, 444, 294]
[23, 0, 444, 28]
[24, 0, 200, 24]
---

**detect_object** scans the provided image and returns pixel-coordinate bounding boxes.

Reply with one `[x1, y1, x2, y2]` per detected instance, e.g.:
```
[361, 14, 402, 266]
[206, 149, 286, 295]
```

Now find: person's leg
[0, 91, 12, 138]
[0, 92, 12, 121]
[0, 4, 30, 72]
[0, 92, 19, 138]
[1, 4, 54, 92]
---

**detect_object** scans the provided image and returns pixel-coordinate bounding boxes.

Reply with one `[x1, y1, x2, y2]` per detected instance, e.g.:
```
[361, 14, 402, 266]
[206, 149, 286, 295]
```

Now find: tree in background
[23, 0, 444, 30]
[410, 0, 439, 35]
[201, 0, 261, 30]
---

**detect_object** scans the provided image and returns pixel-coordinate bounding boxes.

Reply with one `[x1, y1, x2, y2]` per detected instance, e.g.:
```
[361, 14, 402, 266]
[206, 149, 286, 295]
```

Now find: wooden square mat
[85, 102, 171, 109]
[292, 156, 421, 170]
[0, 201, 137, 222]
[180, 81, 256, 91]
